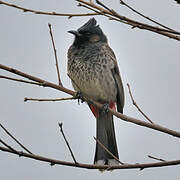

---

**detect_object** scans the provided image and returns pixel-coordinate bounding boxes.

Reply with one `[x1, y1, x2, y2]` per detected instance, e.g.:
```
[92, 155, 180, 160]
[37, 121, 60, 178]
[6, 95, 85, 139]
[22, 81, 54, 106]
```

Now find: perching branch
[1, 63, 180, 139]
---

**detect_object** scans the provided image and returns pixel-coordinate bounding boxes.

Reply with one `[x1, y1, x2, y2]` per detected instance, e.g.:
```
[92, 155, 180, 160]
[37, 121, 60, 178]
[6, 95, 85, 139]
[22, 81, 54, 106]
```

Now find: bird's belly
[71, 73, 117, 103]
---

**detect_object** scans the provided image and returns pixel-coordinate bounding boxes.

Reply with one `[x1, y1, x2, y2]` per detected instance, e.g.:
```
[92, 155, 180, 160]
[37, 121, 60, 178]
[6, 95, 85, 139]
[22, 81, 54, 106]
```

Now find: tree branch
[0, 123, 33, 154]
[0, 0, 98, 18]
[0, 139, 17, 153]
[119, 0, 175, 31]
[48, 23, 62, 86]
[94, 137, 124, 165]
[1, 145, 180, 170]
[127, 83, 153, 124]
[58, 123, 78, 164]
[148, 155, 166, 162]
[0, 75, 44, 86]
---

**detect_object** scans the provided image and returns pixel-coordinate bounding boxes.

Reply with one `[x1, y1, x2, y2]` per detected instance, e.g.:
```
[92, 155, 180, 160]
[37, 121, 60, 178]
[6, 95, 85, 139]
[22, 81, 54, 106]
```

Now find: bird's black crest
[78, 18, 98, 33]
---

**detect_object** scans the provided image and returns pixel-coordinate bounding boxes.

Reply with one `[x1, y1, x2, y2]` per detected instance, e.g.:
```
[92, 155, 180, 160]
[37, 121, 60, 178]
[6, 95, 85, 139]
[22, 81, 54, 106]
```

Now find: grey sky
[0, 0, 180, 179]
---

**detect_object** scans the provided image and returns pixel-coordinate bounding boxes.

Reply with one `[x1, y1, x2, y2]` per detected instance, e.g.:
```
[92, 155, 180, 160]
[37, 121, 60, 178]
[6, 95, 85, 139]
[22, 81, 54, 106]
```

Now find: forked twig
[48, 23, 62, 86]
[127, 83, 154, 124]
[0, 123, 33, 154]
[0, 138, 17, 153]
[58, 123, 78, 164]
[94, 137, 124, 165]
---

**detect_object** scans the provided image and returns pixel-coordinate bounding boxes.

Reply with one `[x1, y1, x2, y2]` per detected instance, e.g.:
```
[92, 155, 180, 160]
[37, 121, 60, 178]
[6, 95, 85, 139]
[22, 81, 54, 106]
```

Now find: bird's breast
[68, 46, 117, 102]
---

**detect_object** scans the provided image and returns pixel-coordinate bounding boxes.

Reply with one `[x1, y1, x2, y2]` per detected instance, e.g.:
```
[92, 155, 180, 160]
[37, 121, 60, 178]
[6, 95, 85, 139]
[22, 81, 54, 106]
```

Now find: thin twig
[58, 123, 78, 164]
[94, 137, 124, 165]
[0, 0, 98, 18]
[78, 3, 121, 22]
[48, 23, 62, 86]
[24, 97, 76, 102]
[96, 0, 112, 12]
[0, 75, 44, 86]
[119, 0, 175, 31]
[0, 123, 33, 154]
[1, 64, 180, 138]
[0, 138, 17, 153]
[148, 155, 166, 162]
[127, 83, 153, 124]
[1, 145, 180, 170]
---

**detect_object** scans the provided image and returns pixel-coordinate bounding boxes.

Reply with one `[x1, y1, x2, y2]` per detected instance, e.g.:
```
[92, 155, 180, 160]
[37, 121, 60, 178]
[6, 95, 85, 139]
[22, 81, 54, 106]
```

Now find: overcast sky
[1, 0, 180, 179]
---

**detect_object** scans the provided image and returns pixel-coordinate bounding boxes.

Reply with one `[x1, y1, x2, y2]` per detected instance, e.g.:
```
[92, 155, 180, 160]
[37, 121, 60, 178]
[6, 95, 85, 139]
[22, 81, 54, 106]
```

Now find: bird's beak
[68, 30, 81, 37]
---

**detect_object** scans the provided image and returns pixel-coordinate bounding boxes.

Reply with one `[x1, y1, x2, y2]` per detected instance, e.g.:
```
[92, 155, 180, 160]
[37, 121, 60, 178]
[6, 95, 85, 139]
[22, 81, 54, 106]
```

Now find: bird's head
[68, 18, 107, 46]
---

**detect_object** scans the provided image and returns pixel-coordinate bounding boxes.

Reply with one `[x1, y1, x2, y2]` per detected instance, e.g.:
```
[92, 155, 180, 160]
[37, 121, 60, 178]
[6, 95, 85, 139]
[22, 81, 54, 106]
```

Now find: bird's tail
[89, 104, 119, 166]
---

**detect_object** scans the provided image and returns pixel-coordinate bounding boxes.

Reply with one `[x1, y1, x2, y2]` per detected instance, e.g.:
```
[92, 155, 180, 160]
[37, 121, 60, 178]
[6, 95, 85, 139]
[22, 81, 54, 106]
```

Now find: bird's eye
[84, 32, 91, 35]
[79, 30, 91, 35]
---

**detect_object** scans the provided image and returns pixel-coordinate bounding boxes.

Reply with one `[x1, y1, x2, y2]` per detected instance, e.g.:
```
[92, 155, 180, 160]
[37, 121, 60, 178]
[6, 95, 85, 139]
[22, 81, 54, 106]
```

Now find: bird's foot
[102, 103, 109, 113]
[75, 91, 84, 105]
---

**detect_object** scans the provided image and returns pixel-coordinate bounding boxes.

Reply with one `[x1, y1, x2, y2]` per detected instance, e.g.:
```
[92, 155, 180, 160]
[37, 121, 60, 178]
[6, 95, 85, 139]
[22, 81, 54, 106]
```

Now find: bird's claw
[75, 91, 84, 104]
[102, 103, 109, 113]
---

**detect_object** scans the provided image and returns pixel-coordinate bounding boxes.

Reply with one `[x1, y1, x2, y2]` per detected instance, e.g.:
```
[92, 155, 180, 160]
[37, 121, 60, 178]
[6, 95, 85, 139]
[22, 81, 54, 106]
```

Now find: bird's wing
[105, 45, 125, 113]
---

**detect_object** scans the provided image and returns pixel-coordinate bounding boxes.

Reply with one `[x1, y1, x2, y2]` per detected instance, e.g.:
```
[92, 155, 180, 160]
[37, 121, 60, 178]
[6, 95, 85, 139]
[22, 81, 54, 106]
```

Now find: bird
[67, 18, 124, 166]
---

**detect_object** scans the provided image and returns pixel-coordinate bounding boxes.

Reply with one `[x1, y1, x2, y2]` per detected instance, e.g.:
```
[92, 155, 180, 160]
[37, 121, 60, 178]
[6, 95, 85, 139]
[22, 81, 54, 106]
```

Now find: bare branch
[48, 23, 62, 86]
[1, 63, 180, 138]
[24, 97, 76, 102]
[0, 139, 17, 153]
[119, 0, 175, 31]
[0, 0, 98, 18]
[0, 75, 44, 86]
[0, 123, 33, 154]
[1, 145, 180, 170]
[94, 137, 124, 165]
[148, 155, 166, 162]
[127, 83, 153, 124]
[0, 64, 75, 96]
[58, 123, 78, 164]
